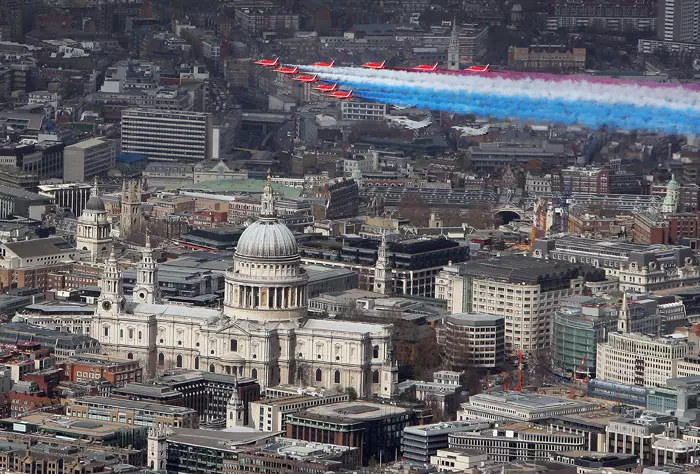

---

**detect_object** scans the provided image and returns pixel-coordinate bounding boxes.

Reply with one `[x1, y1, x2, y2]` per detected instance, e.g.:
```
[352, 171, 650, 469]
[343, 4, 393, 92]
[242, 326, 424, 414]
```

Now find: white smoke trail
[302, 66, 700, 113]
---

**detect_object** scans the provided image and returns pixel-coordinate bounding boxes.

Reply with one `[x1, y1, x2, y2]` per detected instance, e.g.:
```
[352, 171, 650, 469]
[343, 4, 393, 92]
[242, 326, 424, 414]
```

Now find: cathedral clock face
[138, 291, 146, 301]
[102, 301, 112, 311]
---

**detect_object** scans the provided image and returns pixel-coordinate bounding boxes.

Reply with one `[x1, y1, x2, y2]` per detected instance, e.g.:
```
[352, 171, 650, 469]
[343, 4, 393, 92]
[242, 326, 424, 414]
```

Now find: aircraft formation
[252, 58, 490, 101]
[253, 55, 700, 135]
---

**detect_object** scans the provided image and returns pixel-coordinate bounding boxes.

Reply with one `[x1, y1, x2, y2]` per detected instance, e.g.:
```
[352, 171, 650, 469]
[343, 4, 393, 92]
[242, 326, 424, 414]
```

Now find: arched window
[230, 339, 238, 352]
[334, 370, 341, 384]
[119, 329, 124, 338]
[158, 353, 165, 366]
[176, 354, 183, 368]
[138, 331, 142, 340]
[209, 364, 216, 373]
[372, 370, 379, 384]
[372, 345, 379, 358]
[315, 368, 322, 382]
[127, 353, 133, 360]
[128, 328, 134, 339]
[194, 357, 199, 370]
[103, 326, 109, 337]
[251, 368, 258, 379]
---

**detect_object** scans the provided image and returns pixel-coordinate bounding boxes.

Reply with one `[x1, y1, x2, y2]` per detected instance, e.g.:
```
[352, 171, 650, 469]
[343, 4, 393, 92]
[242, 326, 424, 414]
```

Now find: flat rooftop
[2, 414, 138, 437]
[167, 427, 278, 451]
[71, 396, 195, 415]
[299, 401, 409, 421]
[469, 391, 595, 411]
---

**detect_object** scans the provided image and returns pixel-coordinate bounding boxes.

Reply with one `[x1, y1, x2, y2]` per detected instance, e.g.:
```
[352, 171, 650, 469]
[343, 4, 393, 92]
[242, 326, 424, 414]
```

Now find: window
[372, 370, 379, 383]
[103, 326, 109, 337]
[209, 364, 215, 373]
[138, 331, 142, 340]
[194, 357, 199, 370]
[373, 345, 379, 358]
[120, 329, 124, 338]
[158, 353, 165, 366]
[315, 368, 322, 382]
[334, 370, 341, 384]
[251, 368, 258, 379]
[176, 354, 183, 368]
[128, 328, 134, 339]
[230, 339, 238, 352]
[127, 353, 133, 360]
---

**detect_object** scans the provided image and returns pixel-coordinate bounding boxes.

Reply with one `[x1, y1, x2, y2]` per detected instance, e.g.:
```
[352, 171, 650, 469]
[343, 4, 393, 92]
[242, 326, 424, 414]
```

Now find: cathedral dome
[85, 195, 106, 211]
[235, 218, 298, 259]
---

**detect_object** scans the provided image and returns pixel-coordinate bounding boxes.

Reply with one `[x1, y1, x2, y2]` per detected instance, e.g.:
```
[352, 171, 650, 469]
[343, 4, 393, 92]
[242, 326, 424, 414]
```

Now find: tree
[345, 386, 358, 401]
[398, 191, 429, 226]
[463, 204, 496, 230]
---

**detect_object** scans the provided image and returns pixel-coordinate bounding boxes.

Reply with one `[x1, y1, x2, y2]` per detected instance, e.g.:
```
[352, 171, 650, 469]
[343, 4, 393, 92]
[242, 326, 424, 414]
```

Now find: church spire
[133, 228, 159, 305]
[260, 169, 276, 218]
[618, 291, 630, 333]
[448, 17, 460, 70]
[373, 233, 393, 295]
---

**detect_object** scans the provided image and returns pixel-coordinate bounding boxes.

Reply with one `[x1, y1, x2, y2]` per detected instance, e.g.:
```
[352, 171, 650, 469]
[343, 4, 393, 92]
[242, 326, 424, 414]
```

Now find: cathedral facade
[91, 177, 398, 398]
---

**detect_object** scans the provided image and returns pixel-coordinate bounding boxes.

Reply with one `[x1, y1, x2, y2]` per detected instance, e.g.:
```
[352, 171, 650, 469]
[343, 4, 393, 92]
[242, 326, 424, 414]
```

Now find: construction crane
[515, 351, 524, 392]
[569, 356, 587, 399]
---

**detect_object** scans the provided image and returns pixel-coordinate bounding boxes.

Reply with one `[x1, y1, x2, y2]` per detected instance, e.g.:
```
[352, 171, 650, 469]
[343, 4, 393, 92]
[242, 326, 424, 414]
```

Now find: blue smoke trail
[347, 82, 700, 135]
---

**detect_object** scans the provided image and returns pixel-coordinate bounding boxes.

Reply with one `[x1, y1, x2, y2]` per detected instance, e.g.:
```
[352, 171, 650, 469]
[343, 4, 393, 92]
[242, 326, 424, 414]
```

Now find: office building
[301, 236, 469, 298]
[285, 401, 417, 464]
[121, 108, 212, 161]
[553, 294, 664, 379]
[148, 370, 261, 426]
[439, 312, 505, 370]
[547, 0, 657, 31]
[67, 396, 198, 428]
[0, 184, 52, 220]
[448, 423, 586, 462]
[657, 0, 699, 43]
[341, 102, 387, 121]
[457, 391, 596, 422]
[435, 256, 605, 352]
[532, 236, 700, 292]
[63, 137, 116, 182]
[156, 431, 358, 474]
[64, 354, 143, 388]
[402, 421, 489, 463]
[606, 414, 676, 465]
[249, 392, 349, 432]
[550, 452, 639, 472]
[596, 332, 691, 387]
[430, 449, 490, 472]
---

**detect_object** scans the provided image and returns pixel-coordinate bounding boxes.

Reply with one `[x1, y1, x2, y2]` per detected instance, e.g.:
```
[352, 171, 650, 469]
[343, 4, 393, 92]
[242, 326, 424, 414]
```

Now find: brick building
[64, 354, 143, 388]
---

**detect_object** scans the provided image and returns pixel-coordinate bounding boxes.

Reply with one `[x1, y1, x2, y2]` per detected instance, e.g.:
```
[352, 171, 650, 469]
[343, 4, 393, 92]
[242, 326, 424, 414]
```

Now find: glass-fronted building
[552, 296, 617, 378]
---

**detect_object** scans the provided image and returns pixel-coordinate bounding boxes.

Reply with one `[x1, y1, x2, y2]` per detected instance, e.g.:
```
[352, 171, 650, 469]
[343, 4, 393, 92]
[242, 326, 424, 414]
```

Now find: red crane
[515, 351, 524, 392]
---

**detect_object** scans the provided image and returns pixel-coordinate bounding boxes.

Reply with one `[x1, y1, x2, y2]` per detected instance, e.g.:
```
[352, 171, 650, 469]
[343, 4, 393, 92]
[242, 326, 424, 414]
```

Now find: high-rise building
[434, 255, 605, 352]
[121, 108, 212, 161]
[63, 137, 116, 182]
[658, 0, 700, 43]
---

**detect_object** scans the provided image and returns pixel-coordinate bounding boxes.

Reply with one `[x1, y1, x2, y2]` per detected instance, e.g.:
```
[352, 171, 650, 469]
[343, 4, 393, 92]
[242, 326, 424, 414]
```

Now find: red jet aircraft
[328, 89, 353, 99]
[253, 57, 279, 67]
[413, 62, 438, 71]
[294, 74, 318, 83]
[313, 83, 338, 92]
[312, 60, 335, 68]
[465, 64, 490, 72]
[274, 66, 299, 75]
[360, 60, 386, 70]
